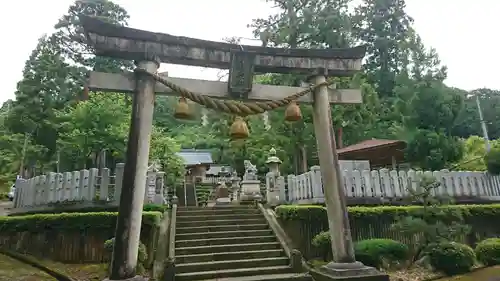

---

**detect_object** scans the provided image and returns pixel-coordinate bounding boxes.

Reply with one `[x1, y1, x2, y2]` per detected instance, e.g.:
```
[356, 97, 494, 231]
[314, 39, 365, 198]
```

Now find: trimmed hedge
[275, 204, 500, 222]
[475, 238, 500, 266]
[9, 203, 168, 216]
[428, 242, 475, 275]
[275, 204, 500, 259]
[0, 211, 162, 233]
[0, 211, 163, 263]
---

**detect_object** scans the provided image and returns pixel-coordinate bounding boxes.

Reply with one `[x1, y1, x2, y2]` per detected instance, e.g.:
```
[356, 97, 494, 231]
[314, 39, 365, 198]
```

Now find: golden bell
[174, 97, 192, 120]
[284, 101, 302, 121]
[230, 116, 249, 140]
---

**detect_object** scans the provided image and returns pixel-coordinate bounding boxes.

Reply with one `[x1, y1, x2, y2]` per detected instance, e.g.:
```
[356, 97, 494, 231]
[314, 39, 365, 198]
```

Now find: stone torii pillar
[79, 15, 387, 281]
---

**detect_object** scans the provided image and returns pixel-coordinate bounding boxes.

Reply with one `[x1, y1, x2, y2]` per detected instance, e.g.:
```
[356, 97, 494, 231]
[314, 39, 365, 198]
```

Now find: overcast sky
[1, 0, 498, 104]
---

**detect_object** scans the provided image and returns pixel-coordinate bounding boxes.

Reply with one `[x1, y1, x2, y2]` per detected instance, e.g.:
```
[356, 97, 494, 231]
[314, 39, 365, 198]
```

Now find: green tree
[4, 0, 134, 174]
[453, 88, 500, 140]
[55, 92, 130, 170]
[352, 0, 414, 97]
[0, 133, 47, 187]
[6, 36, 80, 164]
[455, 136, 500, 171]
[51, 0, 134, 73]
[150, 127, 185, 187]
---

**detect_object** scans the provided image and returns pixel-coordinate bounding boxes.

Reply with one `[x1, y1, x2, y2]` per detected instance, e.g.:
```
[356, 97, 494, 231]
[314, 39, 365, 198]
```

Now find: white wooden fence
[266, 167, 500, 204]
[12, 163, 166, 210]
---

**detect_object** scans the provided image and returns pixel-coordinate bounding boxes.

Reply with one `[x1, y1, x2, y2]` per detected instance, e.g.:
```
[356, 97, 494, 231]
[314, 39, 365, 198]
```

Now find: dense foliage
[475, 238, 500, 266]
[312, 234, 409, 268]
[1, 0, 499, 191]
[354, 239, 409, 269]
[391, 175, 470, 265]
[105, 237, 148, 273]
[428, 242, 476, 276]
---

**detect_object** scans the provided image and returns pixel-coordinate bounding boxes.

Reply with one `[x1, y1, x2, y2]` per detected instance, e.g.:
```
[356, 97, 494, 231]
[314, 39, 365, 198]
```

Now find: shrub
[428, 242, 475, 275]
[104, 237, 148, 274]
[475, 238, 500, 266]
[485, 148, 500, 175]
[312, 231, 331, 261]
[354, 239, 409, 269]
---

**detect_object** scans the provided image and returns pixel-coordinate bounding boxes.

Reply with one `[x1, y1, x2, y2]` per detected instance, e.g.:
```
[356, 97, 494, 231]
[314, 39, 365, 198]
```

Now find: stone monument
[265, 148, 282, 206]
[230, 171, 240, 202]
[214, 181, 231, 206]
[239, 160, 262, 202]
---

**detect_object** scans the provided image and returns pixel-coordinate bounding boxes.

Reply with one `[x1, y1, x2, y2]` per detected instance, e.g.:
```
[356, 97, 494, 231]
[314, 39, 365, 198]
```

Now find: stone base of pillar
[215, 197, 231, 205]
[310, 262, 389, 281]
[103, 276, 148, 281]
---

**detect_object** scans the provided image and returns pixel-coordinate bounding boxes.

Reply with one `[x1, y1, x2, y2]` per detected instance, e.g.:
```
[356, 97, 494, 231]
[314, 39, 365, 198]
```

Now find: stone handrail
[12, 163, 166, 212]
[164, 197, 178, 281]
[266, 167, 500, 205]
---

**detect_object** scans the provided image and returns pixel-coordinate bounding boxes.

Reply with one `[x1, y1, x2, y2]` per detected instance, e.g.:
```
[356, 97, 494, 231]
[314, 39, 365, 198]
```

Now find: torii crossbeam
[79, 15, 387, 281]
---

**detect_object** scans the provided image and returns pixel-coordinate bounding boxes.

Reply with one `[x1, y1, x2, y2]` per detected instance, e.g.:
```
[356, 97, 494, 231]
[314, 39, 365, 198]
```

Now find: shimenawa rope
[134, 68, 333, 116]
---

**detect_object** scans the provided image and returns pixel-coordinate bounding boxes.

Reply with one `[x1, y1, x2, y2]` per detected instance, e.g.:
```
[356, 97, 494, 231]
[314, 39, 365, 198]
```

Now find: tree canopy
[1, 0, 498, 191]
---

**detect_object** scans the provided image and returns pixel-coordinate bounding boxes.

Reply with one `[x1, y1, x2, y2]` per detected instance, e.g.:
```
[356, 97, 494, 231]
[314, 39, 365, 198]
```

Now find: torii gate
[79, 16, 384, 281]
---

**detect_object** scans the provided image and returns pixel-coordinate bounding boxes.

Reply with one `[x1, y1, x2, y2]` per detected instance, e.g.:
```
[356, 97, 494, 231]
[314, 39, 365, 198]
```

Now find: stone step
[177, 218, 266, 227]
[176, 257, 290, 274]
[177, 213, 263, 222]
[176, 242, 282, 255]
[175, 265, 292, 281]
[177, 205, 256, 211]
[177, 209, 261, 216]
[176, 229, 274, 240]
[176, 235, 277, 248]
[176, 224, 269, 234]
[198, 273, 312, 281]
[176, 249, 285, 264]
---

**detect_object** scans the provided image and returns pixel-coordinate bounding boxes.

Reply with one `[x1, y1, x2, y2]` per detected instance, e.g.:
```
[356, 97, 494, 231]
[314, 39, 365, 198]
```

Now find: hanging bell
[230, 116, 249, 140]
[284, 100, 302, 121]
[174, 97, 192, 120]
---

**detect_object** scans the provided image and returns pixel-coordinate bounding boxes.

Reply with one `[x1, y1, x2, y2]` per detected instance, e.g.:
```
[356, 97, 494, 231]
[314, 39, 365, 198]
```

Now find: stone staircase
[194, 183, 214, 206]
[174, 205, 311, 281]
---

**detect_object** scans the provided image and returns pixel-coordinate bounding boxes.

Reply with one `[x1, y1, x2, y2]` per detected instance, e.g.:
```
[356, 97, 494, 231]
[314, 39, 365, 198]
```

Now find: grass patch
[37, 258, 107, 281]
[0, 253, 54, 281]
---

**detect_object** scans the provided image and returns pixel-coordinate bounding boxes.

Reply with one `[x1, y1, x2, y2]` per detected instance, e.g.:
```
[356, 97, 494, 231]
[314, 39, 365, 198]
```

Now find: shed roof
[337, 139, 405, 154]
[337, 139, 406, 167]
[176, 149, 214, 166]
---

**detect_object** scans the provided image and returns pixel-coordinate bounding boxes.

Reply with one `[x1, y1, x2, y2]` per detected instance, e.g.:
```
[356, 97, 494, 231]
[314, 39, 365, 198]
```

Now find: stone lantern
[265, 148, 282, 206]
[265, 147, 282, 176]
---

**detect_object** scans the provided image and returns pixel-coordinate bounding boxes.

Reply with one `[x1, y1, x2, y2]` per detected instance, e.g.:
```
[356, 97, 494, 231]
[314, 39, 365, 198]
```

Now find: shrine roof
[176, 149, 213, 166]
[337, 139, 406, 155]
[206, 164, 233, 175]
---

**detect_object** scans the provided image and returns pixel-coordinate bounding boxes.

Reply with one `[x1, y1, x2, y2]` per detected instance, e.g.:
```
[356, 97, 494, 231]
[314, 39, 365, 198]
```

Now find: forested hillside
[1, 0, 498, 190]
